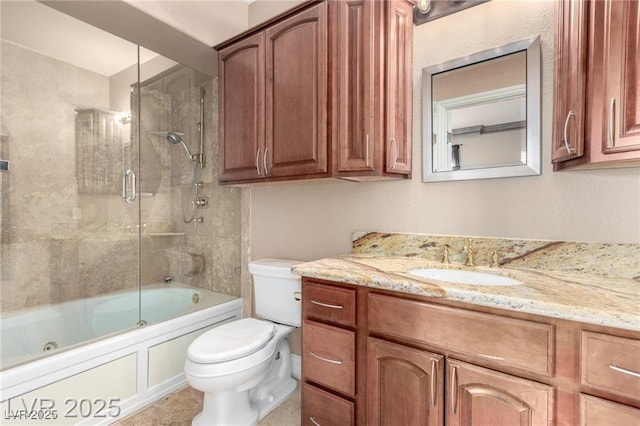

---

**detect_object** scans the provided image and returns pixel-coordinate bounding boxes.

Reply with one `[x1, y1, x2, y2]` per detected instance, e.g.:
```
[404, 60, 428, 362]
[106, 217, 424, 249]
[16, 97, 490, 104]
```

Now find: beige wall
[248, 0, 640, 264]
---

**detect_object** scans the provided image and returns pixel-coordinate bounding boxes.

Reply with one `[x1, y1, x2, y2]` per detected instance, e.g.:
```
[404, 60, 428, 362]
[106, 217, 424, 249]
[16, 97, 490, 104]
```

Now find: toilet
[184, 258, 303, 426]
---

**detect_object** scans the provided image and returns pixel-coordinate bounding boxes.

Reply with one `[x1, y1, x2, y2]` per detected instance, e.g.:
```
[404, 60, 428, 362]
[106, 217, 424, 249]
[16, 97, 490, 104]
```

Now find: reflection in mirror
[422, 36, 541, 182]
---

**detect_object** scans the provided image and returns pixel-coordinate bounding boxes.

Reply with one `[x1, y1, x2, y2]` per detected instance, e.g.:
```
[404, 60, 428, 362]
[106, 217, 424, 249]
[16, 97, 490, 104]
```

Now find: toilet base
[192, 388, 258, 426]
[251, 337, 297, 420]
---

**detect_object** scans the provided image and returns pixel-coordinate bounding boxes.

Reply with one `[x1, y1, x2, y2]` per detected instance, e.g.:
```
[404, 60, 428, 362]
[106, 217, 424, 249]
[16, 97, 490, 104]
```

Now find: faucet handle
[490, 250, 500, 268]
[463, 238, 475, 267]
[441, 245, 451, 264]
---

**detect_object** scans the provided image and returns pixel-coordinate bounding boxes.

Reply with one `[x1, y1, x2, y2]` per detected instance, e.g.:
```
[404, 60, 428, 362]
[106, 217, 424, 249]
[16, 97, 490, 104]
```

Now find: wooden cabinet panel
[218, 33, 264, 182]
[302, 382, 354, 426]
[302, 320, 355, 397]
[217, 0, 413, 183]
[553, 0, 640, 169]
[368, 293, 555, 376]
[368, 337, 444, 426]
[385, 0, 412, 175]
[447, 359, 555, 426]
[265, 3, 328, 178]
[580, 394, 640, 426]
[597, 0, 640, 156]
[303, 280, 356, 327]
[581, 331, 640, 402]
[335, 0, 375, 173]
[552, 0, 588, 164]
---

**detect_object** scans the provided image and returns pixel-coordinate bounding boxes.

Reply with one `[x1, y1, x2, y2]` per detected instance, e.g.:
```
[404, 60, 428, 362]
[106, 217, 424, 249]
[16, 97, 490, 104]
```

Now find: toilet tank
[249, 258, 303, 327]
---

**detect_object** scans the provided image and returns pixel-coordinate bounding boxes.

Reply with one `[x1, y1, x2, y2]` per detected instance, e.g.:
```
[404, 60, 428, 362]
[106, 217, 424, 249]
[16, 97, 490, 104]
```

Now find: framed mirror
[421, 36, 541, 182]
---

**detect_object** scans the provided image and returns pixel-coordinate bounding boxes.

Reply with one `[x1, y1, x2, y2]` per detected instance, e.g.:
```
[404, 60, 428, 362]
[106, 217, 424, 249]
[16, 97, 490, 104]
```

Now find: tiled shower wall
[0, 41, 241, 313]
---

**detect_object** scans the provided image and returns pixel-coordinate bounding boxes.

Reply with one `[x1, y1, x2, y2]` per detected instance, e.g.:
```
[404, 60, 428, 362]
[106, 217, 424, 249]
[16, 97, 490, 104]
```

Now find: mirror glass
[422, 36, 541, 182]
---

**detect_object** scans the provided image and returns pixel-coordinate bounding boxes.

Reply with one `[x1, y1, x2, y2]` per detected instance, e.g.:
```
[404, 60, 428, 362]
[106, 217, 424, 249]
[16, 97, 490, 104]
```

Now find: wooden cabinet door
[218, 33, 265, 182]
[597, 0, 640, 157]
[335, 0, 375, 173]
[447, 359, 554, 426]
[265, 3, 328, 178]
[384, 0, 412, 175]
[368, 337, 444, 426]
[552, 0, 589, 164]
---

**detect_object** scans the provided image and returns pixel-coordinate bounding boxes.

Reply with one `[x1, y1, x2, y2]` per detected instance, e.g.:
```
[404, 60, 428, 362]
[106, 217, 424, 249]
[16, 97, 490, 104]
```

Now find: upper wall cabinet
[216, 0, 413, 184]
[552, 0, 640, 170]
[333, 0, 413, 180]
[218, 3, 328, 183]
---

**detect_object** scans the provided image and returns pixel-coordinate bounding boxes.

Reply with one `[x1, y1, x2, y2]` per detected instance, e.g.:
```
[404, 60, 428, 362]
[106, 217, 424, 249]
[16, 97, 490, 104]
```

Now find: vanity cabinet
[300, 276, 640, 425]
[552, 0, 640, 170]
[217, 0, 413, 184]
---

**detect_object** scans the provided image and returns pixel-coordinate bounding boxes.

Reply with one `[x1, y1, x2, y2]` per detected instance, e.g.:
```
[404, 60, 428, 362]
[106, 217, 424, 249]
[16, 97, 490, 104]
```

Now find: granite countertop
[292, 236, 640, 332]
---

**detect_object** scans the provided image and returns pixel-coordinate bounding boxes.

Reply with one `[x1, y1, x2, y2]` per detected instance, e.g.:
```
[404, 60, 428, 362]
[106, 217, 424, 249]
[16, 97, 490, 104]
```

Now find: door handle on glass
[122, 169, 136, 204]
[255, 149, 261, 176]
[263, 147, 269, 175]
[562, 110, 576, 154]
[609, 98, 616, 148]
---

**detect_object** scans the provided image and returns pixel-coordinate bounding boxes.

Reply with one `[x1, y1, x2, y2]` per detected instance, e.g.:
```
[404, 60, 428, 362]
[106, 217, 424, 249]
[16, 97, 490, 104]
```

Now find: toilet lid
[188, 318, 275, 363]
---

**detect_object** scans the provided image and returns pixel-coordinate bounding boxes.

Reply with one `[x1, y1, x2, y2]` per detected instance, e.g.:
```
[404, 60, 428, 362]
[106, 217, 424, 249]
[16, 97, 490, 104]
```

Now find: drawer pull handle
[477, 353, 505, 362]
[610, 364, 640, 379]
[310, 351, 343, 365]
[310, 300, 343, 310]
[310, 417, 321, 426]
[294, 292, 301, 302]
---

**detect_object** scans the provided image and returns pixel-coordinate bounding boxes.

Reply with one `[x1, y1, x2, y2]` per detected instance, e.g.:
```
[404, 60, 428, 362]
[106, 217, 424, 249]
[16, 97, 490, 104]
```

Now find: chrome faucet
[441, 245, 451, 264]
[463, 238, 475, 267]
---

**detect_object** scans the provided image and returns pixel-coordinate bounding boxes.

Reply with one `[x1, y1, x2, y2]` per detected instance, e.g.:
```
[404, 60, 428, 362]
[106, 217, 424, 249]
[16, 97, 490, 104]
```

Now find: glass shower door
[0, 1, 144, 369]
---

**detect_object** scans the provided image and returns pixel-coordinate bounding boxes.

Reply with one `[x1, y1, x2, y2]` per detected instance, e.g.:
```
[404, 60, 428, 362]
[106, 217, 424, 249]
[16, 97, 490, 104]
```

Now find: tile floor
[114, 382, 301, 426]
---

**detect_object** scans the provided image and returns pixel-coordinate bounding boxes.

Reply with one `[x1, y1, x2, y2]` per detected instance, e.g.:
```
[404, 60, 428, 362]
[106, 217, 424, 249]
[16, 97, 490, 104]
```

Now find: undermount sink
[408, 268, 522, 286]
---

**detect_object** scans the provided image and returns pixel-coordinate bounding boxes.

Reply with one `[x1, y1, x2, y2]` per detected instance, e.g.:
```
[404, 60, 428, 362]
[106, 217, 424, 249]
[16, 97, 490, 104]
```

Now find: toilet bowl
[185, 259, 302, 426]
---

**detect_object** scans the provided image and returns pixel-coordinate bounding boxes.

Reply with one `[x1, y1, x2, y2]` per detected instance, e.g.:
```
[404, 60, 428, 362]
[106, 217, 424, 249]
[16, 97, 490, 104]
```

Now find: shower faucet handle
[193, 217, 204, 230]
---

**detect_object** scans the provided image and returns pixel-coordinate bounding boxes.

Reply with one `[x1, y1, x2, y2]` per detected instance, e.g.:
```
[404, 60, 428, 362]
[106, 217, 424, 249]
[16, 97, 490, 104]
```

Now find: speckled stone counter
[292, 232, 640, 332]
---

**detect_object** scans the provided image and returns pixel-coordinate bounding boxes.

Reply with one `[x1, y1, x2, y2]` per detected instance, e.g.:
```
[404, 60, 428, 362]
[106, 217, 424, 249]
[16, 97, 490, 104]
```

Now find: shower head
[166, 132, 194, 159]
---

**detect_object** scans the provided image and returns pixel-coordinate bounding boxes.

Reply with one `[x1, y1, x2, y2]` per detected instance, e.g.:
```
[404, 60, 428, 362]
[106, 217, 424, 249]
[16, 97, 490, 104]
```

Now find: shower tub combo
[0, 283, 241, 425]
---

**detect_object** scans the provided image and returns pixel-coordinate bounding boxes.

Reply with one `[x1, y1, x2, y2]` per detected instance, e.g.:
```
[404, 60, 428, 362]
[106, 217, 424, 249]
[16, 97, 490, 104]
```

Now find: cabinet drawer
[303, 280, 356, 327]
[303, 320, 355, 397]
[581, 331, 640, 401]
[303, 383, 354, 426]
[580, 394, 640, 425]
[368, 293, 554, 376]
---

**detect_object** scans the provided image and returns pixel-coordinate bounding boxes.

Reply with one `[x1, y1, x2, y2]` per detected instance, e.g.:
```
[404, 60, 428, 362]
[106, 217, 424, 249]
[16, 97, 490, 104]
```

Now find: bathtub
[0, 283, 242, 425]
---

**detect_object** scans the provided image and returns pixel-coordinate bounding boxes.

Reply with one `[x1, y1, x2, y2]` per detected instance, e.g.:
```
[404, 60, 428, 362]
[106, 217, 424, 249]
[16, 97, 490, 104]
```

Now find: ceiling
[0, 0, 250, 76]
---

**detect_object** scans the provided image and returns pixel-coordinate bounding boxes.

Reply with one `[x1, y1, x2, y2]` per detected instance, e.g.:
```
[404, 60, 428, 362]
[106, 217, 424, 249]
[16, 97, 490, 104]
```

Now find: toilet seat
[188, 318, 275, 364]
